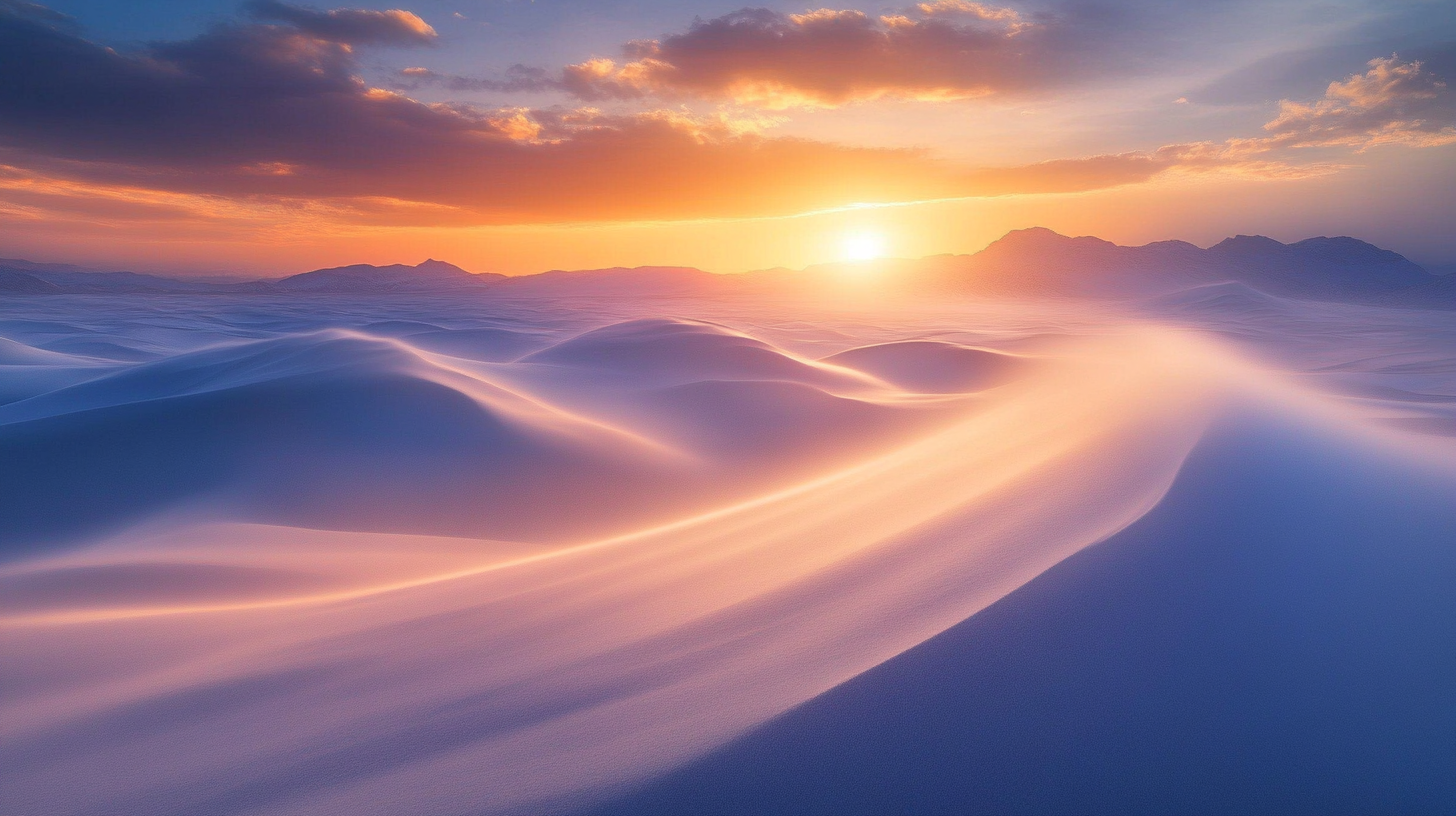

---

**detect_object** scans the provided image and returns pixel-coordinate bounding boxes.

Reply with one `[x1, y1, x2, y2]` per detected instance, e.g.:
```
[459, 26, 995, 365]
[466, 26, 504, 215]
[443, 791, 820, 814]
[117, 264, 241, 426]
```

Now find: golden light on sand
[841, 231, 887, 262]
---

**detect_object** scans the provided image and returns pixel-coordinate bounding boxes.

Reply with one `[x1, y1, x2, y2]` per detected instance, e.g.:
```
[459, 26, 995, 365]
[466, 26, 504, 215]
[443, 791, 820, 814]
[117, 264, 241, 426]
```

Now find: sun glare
[841, 231, 887, 262]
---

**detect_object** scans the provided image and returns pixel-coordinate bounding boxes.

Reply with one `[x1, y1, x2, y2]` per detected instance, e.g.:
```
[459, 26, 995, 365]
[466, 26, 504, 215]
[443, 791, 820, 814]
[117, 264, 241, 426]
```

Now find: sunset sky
[2, 0, 1454, 275]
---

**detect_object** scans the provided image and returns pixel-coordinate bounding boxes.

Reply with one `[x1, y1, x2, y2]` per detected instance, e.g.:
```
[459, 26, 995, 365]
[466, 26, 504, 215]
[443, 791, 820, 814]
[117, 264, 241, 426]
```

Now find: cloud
[2, 1, 1448, 232]
[0, 2, 1168, 227]
[1260, 55, 1456, 150]
[914, 0, 1030, 29]
[0, 0, 72, 27]
[245, 0, 435, 46]
[1162, 56, 1456, 172]
[553, 5, 1079, 108]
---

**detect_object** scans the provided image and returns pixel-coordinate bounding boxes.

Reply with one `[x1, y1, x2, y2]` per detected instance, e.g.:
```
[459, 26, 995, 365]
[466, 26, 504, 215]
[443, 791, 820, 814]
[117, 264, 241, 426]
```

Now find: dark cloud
[245, 1, 436, 46]
[0, 8, 374, 166]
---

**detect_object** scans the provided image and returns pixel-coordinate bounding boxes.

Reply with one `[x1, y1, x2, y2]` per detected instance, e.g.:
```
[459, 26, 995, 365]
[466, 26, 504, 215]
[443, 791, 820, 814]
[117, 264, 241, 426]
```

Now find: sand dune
[824, 340, 1025, 393]
[0, 290, 1453, 814]
[599, 406, 1456, 815]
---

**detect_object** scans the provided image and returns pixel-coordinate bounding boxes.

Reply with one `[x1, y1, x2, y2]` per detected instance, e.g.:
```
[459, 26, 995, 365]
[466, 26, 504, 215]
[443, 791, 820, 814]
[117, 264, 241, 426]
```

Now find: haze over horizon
[6, 225, 1452, 281]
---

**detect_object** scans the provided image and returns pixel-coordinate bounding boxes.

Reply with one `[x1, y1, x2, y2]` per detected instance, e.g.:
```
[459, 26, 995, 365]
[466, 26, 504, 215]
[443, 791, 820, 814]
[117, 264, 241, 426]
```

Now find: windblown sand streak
[0, 321, 1220, 814]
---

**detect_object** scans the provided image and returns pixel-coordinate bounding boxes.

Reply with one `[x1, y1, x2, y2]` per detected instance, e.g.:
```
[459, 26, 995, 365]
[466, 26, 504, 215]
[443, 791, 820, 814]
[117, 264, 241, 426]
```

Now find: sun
[841, 231, 887, 262]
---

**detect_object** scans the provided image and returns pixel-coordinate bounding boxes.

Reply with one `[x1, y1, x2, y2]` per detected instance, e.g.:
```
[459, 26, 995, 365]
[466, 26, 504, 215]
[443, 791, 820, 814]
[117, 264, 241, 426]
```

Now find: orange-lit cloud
[0, 3, 1171, 227]
[0, 119, 1168, 231]
[914, 0, 1028, 25]
[556, 6, 1050, 108]
[246, 1, 437, 46]
[1159, 56, 1456, 174]
[1261, 55, 1456, 150]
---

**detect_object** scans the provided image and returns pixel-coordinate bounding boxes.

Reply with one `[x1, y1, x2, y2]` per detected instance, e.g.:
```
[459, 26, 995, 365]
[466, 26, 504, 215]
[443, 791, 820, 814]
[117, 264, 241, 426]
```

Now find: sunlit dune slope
[0, 315, 1226, 815]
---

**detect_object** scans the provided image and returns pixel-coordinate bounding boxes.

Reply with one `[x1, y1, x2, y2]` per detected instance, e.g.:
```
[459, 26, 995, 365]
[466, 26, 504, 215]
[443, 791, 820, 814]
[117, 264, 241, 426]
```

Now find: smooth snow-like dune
[397, 326, 552, 361]
[823, 340, 1025, 393]
[0, 337, 116, 405]
[0, 330, 690, 550]
[0, 294, 1453, 815]
[0, 322, 989, 552]
[0, 335, 92, 366]
[517, 318, 878, 390]
[598, 408, 1456, 815]
[1, 324, 1221, 815]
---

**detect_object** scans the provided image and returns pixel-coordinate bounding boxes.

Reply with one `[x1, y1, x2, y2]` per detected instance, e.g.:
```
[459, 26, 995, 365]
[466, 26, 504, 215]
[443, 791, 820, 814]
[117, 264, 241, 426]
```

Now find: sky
[0, 0, 1453, 276]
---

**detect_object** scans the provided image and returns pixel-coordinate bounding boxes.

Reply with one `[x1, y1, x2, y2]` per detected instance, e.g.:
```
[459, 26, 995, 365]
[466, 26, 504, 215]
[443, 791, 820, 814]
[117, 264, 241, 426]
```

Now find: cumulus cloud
[1260, 55, 1456, 150]
[553, 5, 1076, 108]
[245, 0, 436, 46]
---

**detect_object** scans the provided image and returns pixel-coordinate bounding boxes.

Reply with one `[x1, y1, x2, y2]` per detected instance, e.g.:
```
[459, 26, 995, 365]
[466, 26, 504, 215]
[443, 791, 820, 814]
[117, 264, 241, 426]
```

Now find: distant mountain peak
[1209, 234, 1287, 252]
[985, 227, 1117, 253]
[1140, 239, 1202, 251]
[269, 258, 499, 292]
[1004, 226, 1065, 239]
[1, 230, 1445, 306]
[0, 268, 65, 294]
[415, 259, 471, 275]
[993, 226, 1070, 244]
[961, 227, 1435, 301]
[1288, 236, 1408, 261]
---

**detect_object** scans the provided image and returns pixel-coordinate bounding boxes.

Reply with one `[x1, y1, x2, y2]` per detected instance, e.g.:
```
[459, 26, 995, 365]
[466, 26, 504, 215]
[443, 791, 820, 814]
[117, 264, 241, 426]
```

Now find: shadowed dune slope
[824, 341, 1025, 393]
[0, 321, 989, 554]
[520, 318, 872, 389]
[0, 330, 691, 550]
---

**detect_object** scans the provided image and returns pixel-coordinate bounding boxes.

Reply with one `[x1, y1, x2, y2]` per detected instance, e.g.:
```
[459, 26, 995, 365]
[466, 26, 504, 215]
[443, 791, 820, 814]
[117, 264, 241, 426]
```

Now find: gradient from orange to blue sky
[1, 0, 1453, 276]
